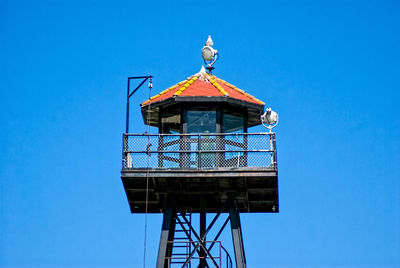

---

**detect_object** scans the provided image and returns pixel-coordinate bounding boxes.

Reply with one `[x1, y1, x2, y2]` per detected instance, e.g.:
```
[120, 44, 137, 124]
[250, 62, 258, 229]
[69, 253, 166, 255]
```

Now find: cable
[143, 78, 153, 268]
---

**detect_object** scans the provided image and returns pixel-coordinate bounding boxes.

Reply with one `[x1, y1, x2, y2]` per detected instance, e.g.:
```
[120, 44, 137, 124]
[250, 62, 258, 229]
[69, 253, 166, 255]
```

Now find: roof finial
[196, 65, 208, 81]
[201, 35, 219, 74]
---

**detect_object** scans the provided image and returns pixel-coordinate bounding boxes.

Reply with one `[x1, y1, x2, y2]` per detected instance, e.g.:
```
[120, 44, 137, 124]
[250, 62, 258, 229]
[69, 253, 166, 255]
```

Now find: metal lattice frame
[158, 210, 236, 268]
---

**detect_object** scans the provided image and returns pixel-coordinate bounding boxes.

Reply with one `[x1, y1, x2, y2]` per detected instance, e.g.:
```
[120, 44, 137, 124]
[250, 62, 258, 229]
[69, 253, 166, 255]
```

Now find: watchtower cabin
[121, 37, 279, 268]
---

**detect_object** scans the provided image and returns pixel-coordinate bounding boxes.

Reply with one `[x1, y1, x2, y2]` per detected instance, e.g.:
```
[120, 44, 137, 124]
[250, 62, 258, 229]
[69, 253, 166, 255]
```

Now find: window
[222, 109, 244, 133]
[161, 109, 181, 133]
[187, 110, 217, 133]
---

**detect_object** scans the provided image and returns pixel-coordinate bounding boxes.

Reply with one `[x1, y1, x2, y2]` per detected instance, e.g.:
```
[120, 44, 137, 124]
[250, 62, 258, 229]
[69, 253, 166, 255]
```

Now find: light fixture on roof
[261, 107, 279, 132]
[201, 35, 219, 74]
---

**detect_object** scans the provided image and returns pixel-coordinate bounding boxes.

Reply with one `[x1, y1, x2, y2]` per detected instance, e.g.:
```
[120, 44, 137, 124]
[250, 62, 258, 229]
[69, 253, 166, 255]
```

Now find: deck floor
[121, 167, 279, 213]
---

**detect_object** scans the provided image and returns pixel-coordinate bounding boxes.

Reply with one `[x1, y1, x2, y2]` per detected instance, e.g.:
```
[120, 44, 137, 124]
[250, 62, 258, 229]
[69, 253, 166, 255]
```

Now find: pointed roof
[141, 67, 264, 107]
[141, 67, 265, 128]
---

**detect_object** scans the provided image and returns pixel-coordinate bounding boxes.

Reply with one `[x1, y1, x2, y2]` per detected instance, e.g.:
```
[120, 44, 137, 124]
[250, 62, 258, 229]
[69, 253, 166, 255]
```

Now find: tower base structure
[156, 204, 246, 268]
[120, 133, 278, 267]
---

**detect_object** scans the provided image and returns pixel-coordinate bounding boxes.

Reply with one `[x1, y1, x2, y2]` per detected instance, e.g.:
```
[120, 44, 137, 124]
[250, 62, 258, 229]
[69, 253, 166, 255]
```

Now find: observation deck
[121, 132, 278, 213]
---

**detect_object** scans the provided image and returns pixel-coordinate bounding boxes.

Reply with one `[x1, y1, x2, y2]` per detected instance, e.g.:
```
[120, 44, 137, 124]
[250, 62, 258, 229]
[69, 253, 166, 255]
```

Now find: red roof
[141, 68, 264, 106]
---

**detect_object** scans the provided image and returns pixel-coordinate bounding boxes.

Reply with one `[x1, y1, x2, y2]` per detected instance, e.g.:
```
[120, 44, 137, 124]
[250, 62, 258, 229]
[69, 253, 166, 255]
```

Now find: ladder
[168, 213, 233, 268]
[170, 212, 192, 267]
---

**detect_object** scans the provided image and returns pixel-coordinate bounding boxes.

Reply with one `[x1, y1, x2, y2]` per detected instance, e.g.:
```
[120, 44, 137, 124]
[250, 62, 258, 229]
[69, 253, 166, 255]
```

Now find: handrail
[125, 149, 274, 153]
[122, 132, 277, 170]
[221, 245, 233, 268]
[166, 240, 235, 267]
[123, 132, 275, 136]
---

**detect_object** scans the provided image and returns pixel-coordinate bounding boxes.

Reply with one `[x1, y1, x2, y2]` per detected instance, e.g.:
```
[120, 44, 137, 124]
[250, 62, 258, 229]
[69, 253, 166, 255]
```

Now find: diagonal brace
[207, 215, 230, 252]
[181, 213, 221, 267]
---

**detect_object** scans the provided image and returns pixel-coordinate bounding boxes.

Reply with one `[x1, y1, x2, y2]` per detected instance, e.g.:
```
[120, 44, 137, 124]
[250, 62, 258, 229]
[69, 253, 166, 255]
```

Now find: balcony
[122, 133, 276, 170]
[121, 133, 278, 213]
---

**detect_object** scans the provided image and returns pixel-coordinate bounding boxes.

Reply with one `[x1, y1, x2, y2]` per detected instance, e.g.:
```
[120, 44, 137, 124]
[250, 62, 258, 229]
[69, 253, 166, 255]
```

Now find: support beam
[181, 214, 220, 268]
[230, 207, 246, 268]
[156, 205, 175, 268]
[207, 215, 230, 252]
[200, 211, 206, 267]
[175, 216, 202, 256]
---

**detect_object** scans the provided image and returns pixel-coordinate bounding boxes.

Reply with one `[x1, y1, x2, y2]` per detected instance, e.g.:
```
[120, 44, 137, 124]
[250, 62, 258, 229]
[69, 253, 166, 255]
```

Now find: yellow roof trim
[207, 74, 229, 96]
[174, 76, 198, 96]
[214, 77, 265, 105]
[141, 79, 188, 106]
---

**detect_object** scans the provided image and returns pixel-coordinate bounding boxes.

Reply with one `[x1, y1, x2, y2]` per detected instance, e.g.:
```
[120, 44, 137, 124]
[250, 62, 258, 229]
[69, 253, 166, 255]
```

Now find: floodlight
[261, 107, 279, 131]
[202, 46, 215, 61]
[201, 35, 219, 68]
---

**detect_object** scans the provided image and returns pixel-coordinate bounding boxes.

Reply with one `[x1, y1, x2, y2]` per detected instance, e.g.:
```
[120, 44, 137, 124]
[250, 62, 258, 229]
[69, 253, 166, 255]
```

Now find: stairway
[168, 213, 233, 268]
[170, 212, 192, 267]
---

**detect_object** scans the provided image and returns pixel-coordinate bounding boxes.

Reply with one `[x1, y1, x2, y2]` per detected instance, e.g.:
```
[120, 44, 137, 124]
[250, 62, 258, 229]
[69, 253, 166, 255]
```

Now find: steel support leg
[230, 207, 246, 268]
[156, 205, 175, 268]
[200, 211, 206, 267]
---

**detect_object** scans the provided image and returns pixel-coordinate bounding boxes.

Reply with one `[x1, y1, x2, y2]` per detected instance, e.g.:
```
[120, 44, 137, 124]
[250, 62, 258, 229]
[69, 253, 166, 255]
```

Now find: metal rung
[176, 218, 189, 222]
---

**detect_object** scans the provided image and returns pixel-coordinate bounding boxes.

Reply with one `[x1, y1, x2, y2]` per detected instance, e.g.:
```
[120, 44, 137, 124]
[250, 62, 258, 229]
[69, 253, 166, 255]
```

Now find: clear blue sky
[1, 0, 399, 267]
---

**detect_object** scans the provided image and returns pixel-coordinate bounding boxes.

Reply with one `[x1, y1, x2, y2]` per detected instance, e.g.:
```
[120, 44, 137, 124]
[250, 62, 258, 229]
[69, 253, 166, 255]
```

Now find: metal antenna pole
[125, 76, 153, 133]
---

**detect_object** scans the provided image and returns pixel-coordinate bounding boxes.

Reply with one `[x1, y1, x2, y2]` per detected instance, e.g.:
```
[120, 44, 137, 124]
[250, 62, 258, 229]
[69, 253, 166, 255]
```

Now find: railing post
[122, 134, 126, 169]
[272, 133, 277, 169]
[216, 133, 224, 168]
[158, 134, 163, 168]
[180, 135, 188, 168]
[198, 134, 201, 170]
[243, 133, 248, 167]
[122, 134, 130, 169]
[268, 133, 273, 168]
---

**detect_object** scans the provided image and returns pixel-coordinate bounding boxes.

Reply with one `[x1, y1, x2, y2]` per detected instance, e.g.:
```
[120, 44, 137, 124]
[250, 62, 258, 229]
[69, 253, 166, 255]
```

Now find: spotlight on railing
[261, 107, 279, 132]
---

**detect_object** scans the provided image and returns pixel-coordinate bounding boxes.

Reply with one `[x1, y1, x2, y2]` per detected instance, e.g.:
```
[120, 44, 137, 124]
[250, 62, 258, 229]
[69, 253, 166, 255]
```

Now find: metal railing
[166, 240, 226, 267]
[122, 133, 277, 170]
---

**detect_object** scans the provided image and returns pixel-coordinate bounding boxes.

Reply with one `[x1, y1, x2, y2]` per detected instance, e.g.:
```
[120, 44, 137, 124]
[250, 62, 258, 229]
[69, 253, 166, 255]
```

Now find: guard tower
[121, 36, 279, 267]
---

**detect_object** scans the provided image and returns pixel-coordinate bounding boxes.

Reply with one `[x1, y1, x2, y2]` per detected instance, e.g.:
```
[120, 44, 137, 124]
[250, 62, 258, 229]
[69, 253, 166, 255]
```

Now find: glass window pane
[223, 109, 244, 133]
[187, 110, 216, 133]
[161, 111, 181, 133]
